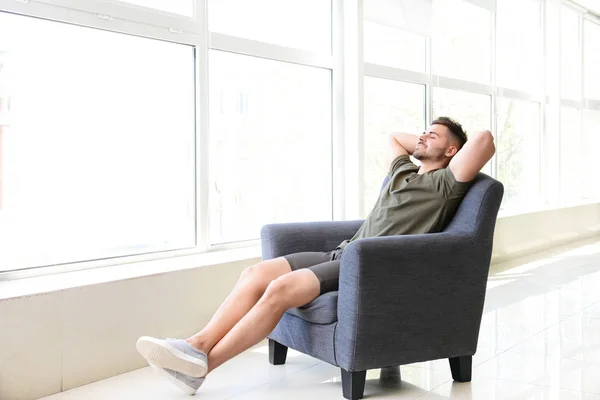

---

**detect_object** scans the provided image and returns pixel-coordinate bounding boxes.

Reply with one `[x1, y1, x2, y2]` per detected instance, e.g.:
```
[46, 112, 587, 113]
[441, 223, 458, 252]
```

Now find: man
[136, 116, 496, 394]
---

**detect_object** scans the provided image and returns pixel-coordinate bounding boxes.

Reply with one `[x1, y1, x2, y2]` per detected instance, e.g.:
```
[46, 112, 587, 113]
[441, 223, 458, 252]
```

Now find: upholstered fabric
[269, 313, 338, 367]
[285, 291, 338, 325]
[261, 220, 363, 259]
[262, 173, 503, 373]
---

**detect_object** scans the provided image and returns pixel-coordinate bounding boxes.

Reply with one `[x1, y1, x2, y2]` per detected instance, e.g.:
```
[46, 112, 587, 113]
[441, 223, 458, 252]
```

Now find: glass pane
[496, 99, 541, 211]
[582, 110, 600, 200]
[0, 12, 196, 272]
[584, 21, 600, 99]
[496, 0, 543, 93]
[433, 88, 492, 175]
[561, 7, 582, 101]
[208, 0, 331, 53]
[432, 0, 491, 83]
[363, 77, 425, 216]
[116, 0, 194, 16]
[560, 107, 583, 203]
[363, 21, 426, 71]
[209, 51, 332, 244]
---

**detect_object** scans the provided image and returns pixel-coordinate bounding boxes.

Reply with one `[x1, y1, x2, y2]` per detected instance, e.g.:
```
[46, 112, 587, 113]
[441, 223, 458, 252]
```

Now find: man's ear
[446, 145, 459, 157]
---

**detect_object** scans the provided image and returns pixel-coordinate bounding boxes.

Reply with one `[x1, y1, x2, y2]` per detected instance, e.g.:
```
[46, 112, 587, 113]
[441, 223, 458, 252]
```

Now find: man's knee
[262, 271, 320, 309]
[240, 264, 259, 281]
[240, 258, 290, 283]
[261, 277, 295, 310]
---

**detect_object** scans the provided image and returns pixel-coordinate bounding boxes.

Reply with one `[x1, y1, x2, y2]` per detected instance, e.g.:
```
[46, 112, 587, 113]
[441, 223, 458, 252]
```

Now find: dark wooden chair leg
[380, 365, 401, 384]
[341, 368, 366, 400]
[268, 339, 288, 365]
[449, 355, 472, 382]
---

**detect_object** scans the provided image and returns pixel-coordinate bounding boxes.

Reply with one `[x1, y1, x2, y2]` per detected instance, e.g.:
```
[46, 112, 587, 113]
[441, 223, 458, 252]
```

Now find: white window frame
[34, 0, 201, 34]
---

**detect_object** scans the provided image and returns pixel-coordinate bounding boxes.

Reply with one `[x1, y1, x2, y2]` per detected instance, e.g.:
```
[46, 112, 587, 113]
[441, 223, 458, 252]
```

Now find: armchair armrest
[334, 232, 493, 371]
[260, 220, 364, 260]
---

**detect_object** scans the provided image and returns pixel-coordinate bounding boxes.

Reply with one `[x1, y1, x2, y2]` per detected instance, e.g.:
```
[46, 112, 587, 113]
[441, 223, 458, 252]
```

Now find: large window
[496, 0, 543, 93]
[208, 51, 332, 244]
[2, 0, 600, 277]
[0, 12, 196, 272]
[432, 0, 492, 83]
[363, 78, 425, 216]
[496, 99, 541, 210]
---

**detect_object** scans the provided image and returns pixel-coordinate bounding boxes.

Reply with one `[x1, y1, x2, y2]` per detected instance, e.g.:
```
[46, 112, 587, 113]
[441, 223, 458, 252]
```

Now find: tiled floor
[42, 240, 600, 400]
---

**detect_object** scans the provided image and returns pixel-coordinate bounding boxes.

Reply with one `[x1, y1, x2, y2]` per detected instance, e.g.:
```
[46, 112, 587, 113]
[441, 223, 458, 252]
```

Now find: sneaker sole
[137, 337, 208, 378]
[149, 364, 201, 396]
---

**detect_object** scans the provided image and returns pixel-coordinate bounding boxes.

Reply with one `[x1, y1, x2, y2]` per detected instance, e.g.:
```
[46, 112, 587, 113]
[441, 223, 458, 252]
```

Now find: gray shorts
[283, 249, 343, 294]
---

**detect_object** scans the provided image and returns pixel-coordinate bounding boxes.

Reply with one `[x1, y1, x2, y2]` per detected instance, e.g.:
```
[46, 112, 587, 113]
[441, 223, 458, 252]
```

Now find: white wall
[0, 258, 256, 400]
[492, 203, 600, 263]
[1, 203, 600, 400]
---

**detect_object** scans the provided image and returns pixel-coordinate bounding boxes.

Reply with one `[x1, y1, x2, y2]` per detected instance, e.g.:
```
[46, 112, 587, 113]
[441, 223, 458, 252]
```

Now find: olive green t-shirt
[338, 155, 473, 250]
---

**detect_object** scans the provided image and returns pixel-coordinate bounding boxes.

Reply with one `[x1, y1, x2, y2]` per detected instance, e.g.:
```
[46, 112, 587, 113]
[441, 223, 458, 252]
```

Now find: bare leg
[186, 257, 292, 354]
[207, 269, 321, 372]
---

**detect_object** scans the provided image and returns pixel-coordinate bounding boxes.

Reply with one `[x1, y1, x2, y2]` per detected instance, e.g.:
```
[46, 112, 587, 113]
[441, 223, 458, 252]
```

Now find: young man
[136, 116, 496, 394]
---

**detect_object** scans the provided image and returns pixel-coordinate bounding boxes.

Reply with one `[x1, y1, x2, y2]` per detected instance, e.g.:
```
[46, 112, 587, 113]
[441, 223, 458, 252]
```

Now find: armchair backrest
[443, 173, 504, 243]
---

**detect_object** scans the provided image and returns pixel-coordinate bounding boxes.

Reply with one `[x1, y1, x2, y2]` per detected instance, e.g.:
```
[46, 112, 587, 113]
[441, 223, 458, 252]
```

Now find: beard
[413, 147, 446, 162]
[413, 148, 425, 160]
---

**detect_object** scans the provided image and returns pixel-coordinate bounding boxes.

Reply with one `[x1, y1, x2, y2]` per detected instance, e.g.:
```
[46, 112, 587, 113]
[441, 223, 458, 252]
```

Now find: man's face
[413, 124, 453, 162]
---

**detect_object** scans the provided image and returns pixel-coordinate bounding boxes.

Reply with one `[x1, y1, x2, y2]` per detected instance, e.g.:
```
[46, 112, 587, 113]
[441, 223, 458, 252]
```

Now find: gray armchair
[260, 173, 504, 399]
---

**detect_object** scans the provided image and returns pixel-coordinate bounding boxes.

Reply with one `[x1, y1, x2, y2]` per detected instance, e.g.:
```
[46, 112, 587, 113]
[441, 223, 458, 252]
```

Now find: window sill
[3, 200, 599, 302]
[0, 245, 262, 301]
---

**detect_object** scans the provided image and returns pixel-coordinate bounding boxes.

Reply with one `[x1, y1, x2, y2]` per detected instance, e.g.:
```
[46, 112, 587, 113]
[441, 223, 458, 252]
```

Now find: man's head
[413, 117, 467, 166]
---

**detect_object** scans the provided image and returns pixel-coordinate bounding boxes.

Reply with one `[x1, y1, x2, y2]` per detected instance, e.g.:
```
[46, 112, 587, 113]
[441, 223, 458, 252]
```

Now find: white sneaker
[137, 336, 208, 378]
[150, 364, 206, 395]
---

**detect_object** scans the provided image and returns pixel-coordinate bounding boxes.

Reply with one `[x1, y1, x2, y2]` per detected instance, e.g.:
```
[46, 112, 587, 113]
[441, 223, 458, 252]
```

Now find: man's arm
[387, 132, 419, 164]
[448, 130, 495, 182]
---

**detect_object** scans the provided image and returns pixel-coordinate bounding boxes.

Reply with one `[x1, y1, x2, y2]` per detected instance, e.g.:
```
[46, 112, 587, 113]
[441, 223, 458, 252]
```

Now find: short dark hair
[431, 117, 467, 149]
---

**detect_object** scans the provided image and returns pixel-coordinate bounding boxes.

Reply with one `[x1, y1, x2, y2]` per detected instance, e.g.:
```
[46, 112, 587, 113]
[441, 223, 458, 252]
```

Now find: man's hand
[448, 130, 495, 182]
[387, 132, 419, 164]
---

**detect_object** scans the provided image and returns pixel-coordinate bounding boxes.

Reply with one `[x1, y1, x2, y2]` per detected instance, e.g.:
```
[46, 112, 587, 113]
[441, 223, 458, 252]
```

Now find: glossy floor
[42, 239, 600, 400]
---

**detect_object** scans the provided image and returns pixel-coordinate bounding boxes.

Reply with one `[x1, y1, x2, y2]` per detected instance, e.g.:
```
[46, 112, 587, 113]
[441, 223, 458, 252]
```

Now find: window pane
[496, 99, 541, 210]
[208, 0, 331, 53]
[363, 78, 425, 216]
[432, 0, 491, 83]
[0, 12, 196, 272]
[116, 0, 194, 16]
[560, 107, 583, 203]
[561, 7, 582, 101]
[433, 88, 492, 175]
[496, 0, 543, 93]
[582, 109, 600, 200]
[209, 51, 332, 244]
[584, 21, 600, 99]
[363, 21, 426, 71]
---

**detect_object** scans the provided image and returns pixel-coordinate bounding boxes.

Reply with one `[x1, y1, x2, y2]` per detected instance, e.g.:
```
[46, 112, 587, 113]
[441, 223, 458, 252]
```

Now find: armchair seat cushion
[285, 291, 338, 324]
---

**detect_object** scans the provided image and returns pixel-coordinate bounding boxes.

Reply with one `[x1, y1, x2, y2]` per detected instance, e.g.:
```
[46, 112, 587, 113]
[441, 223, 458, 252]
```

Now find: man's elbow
[473, 130, 495, 157]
